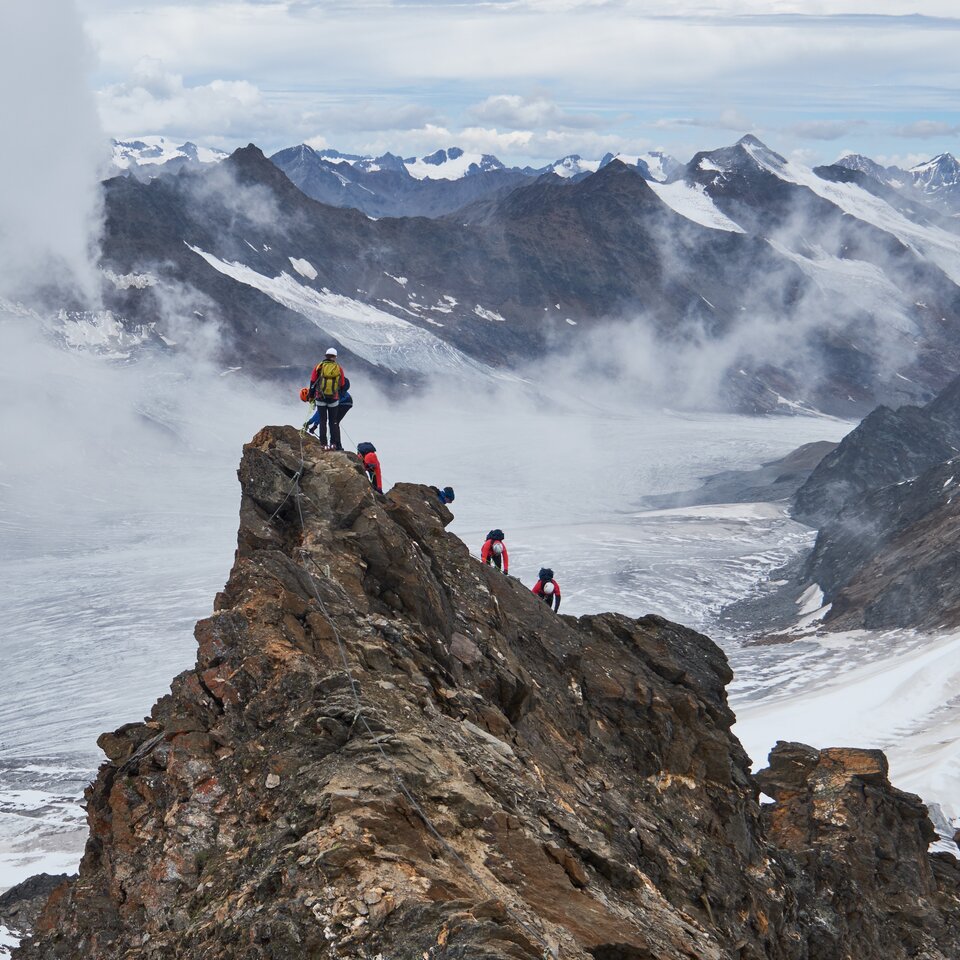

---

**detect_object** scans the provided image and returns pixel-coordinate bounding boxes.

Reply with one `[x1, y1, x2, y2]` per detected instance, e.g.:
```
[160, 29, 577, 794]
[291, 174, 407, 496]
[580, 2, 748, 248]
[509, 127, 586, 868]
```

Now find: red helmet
[299, 387, 310, 402]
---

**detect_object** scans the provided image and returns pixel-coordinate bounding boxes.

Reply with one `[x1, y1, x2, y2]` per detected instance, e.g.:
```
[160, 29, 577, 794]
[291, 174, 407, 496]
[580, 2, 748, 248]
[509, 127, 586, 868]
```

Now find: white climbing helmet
[493, 542, 503, 555]
[325, 347, 338, 356]
[543, 581, 555, 594]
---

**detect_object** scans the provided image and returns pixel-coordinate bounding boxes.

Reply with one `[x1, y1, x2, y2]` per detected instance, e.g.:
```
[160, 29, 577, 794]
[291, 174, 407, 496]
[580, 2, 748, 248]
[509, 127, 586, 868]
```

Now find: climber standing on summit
[481, 529, 509, 574]
[532, 568, 561, 612]
[307, 348, 346, 450]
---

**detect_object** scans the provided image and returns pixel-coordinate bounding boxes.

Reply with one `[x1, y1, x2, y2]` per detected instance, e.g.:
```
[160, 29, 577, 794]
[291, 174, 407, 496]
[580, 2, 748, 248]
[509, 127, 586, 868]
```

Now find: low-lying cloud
[0, 0, 106, 304]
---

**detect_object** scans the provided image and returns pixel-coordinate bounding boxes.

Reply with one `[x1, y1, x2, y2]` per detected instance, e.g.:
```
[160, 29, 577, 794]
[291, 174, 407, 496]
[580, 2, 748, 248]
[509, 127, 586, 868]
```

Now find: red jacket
[310, 360, 346, 402]
[360, 451, 382, 493]
[480, 538, 509, 574]
[532, 579, 561, 611]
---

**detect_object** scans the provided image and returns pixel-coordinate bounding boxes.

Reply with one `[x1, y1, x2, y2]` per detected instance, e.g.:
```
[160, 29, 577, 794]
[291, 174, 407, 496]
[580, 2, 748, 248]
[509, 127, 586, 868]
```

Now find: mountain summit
[16, 426, 960, 959]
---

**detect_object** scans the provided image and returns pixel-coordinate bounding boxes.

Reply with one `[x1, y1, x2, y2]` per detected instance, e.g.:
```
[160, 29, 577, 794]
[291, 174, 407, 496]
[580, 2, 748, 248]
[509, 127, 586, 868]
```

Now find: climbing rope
[275, 433, 559, 959]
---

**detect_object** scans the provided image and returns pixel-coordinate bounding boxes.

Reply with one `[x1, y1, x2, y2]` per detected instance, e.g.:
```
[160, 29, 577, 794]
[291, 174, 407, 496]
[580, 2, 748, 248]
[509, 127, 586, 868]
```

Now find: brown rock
[20, 426, 960, 960]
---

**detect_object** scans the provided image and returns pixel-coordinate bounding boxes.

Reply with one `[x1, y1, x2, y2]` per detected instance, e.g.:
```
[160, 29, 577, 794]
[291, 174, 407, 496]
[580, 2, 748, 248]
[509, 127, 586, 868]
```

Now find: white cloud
[657, 108, 755, 133]
[80, 1, 960, 166]
[98, 58, 266, 139]
[786, 119, 867, 141]
[893, 119, 960, 138]
[0, 0, 105, 303]
[469, 93, 612, 130]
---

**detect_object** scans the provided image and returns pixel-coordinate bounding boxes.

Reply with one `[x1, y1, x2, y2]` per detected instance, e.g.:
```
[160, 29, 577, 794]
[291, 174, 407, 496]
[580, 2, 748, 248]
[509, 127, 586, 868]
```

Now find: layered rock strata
[17, 426, 960, 959]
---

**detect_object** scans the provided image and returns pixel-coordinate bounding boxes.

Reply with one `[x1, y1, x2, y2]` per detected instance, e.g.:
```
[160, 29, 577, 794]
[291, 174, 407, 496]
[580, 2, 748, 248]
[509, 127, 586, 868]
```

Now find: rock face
[757, 743, 960, 958]
[792, 374, 960, 629]
[16, 426, 960, 959]
[0, 876, 71, 945]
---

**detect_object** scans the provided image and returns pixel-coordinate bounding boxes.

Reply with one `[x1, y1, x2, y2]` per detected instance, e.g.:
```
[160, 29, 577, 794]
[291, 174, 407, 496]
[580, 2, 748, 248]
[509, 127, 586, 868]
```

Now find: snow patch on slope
[189, 247, 498, 377]
[474, 304, 507, 322]
[288, 257, 317, 280]
[58, 311, 157, 359]
[648, 181, 745, 233]
[549, 155, 601, 179]
[405, 149, 502, 180]
[1, 925, 19, 960]
[766, 240, 919, 337]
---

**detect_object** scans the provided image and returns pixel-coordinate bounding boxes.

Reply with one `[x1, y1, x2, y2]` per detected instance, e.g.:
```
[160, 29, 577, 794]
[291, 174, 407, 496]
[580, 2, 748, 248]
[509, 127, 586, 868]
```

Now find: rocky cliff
[16, 427, 960, 959]
[792, 374, 960, 629]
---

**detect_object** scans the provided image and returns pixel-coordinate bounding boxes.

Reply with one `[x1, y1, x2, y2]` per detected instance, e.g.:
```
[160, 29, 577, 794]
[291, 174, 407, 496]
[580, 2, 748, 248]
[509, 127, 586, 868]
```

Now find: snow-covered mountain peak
[111, 136, 228, 170]
[735, 134, 787, 169]
[548, 154, 601, 179]
[403, 147, 506, 180]
[911, 153, 960, 191]
[597, 151, 681, 182]
[836, 153, 895, 180]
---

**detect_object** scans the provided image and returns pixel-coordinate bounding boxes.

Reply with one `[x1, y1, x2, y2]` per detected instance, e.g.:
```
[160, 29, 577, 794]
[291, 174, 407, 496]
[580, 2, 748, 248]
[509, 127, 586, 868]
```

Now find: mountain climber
[357, 442, 382, 493]
[481, 529, 509, 574]
[532, 568, 560, 611]
[433, 486, 455, 505]
[307, 348, 346, 450]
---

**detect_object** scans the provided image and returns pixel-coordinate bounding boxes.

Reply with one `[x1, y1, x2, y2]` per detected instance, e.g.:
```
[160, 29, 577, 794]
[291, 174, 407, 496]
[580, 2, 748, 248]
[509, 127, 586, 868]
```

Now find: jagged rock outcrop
[757, 743, 960, 957]
[0, 876, 71, 946]
[794, 373, 960, 529]
[16, 427, 960, 959]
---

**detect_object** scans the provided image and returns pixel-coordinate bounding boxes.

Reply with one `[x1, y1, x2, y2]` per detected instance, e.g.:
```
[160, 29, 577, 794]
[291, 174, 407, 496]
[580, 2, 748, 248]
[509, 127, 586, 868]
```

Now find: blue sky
[76, 0, 960, 167]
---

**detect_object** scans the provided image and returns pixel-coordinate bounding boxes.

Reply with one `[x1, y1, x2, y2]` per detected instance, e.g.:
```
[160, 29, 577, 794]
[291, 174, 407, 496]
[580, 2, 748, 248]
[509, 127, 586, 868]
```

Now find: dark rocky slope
[17, 427, 960, 959]
[791, 374, 960, 629]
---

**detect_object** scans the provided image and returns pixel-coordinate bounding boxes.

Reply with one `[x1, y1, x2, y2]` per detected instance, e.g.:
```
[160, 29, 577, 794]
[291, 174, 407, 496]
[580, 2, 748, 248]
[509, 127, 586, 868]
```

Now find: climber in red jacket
[532, 567, 561, 612]
[481, 529, 509, 574]
[357, 442, 382, 493]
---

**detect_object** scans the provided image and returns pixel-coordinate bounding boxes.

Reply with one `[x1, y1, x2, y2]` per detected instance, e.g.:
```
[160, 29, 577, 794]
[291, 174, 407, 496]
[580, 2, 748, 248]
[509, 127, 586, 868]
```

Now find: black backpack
[538, 567, 554, 582]
[487, 529, 504, 542]
[357, 442, 376, 456]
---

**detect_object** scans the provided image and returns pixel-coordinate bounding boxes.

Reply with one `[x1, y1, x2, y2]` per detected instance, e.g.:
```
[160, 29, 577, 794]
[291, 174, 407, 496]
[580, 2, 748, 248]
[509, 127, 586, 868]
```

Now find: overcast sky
[75, 0, 960, 167]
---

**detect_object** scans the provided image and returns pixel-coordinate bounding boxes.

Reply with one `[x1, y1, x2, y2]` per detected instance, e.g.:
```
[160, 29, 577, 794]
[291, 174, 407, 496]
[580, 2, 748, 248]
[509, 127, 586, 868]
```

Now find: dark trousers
[318, 403, 341, 448]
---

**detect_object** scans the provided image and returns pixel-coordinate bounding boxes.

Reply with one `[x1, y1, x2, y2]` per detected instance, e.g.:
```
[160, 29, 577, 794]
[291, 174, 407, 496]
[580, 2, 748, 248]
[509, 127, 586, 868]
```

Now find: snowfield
[189, 247, 498, 377]
[0, 924, 19, 960]
[648, 180, 745, 233]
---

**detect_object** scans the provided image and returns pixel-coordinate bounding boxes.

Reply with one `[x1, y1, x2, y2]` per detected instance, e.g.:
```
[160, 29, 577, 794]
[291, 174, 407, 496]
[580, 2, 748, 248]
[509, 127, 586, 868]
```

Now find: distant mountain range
[836, 152, 960, 216]
[111, 136, 229, 180]
[93, 133, 960, 415]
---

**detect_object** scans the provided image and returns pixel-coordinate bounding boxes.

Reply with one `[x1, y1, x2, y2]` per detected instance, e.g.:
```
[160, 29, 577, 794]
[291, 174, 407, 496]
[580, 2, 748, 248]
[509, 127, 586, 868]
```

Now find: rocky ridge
[16, 426, 960, 959]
